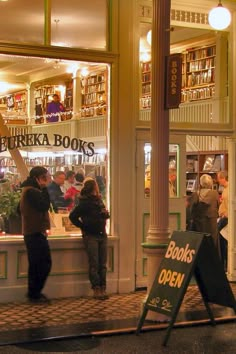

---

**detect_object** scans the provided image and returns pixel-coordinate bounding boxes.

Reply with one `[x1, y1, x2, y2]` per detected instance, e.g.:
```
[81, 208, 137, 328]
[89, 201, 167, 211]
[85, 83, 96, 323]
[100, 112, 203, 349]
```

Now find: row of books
[187, 69, 215, 87]
[181, 85, 215, 102]
[142, 72, 151, 83]
[186, 155, 224, 173]
[186, 46, 216, 61]
[187, 58, 215, 72]
[142, 62, 151, 72]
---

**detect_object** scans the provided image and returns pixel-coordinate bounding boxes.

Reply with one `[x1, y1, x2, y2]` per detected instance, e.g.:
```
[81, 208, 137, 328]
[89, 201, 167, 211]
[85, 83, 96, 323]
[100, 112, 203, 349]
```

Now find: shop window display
[0, 54, 110, 235]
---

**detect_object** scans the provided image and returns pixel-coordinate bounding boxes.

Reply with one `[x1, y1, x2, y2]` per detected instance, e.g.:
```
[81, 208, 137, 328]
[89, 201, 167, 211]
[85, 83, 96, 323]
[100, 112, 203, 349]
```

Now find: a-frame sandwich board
[136, 231, 236, 346]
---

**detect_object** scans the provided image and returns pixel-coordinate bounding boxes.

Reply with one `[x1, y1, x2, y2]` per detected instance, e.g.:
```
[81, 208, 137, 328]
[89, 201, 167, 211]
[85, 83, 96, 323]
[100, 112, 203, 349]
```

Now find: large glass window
[0, 1, 107, 50]
[51, 0, 107, 49]
[0, 53, 110, 234]
[0, 1, 44, 45]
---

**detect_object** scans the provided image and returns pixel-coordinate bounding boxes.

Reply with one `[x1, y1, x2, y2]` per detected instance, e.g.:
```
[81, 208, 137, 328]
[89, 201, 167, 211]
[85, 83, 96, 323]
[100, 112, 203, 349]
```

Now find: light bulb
[208, 3, 231, 30]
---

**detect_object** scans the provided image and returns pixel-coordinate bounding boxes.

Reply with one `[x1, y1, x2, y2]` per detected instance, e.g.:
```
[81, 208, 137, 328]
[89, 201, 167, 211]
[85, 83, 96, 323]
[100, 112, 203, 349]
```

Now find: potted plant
[0, 190, 22, 234]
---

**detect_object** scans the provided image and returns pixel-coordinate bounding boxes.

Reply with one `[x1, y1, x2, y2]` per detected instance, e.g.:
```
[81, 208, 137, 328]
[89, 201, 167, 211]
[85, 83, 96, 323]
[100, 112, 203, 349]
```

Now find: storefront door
[135, 131, 186, 288]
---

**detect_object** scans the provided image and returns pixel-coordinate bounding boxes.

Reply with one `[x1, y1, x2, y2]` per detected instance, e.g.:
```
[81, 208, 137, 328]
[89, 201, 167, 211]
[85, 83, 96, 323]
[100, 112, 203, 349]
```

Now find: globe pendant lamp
[208, 1, 231, 30]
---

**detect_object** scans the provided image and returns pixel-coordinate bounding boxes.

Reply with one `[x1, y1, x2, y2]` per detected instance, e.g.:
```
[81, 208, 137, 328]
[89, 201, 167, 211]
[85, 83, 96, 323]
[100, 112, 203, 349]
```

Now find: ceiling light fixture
[208, 1, 231, 30]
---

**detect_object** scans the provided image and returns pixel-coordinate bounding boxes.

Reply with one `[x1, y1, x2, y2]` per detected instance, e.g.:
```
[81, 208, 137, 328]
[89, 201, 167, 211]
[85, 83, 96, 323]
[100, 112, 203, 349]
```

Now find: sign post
[136, 231, 236, 346]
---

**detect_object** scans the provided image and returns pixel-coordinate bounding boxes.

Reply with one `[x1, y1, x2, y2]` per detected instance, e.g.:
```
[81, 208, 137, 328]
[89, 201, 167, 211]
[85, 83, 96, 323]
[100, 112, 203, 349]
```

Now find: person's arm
[26, 187, 50, 212]
[69, 205, 84, 229]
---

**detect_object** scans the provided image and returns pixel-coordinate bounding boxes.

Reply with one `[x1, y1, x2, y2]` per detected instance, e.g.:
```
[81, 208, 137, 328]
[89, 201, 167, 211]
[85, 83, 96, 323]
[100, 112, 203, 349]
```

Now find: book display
[80, 70, 107, 118]
[140, 42, 217, 108]
[140, 61, 151, 109]
[181, 44, 216, 103]
[186, 151, 228, 193]
[0, 153, 106, 178]
[0, 91, 27, 114]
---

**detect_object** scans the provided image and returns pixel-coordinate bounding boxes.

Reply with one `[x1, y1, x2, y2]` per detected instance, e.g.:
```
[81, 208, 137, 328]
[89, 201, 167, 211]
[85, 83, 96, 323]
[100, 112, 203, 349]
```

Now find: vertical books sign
[165, 54, 182, 109]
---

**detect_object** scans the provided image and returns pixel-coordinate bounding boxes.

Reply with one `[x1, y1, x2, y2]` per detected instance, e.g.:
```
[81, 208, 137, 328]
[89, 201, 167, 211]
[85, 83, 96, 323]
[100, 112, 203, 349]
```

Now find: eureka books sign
[0, 133, 95, 156]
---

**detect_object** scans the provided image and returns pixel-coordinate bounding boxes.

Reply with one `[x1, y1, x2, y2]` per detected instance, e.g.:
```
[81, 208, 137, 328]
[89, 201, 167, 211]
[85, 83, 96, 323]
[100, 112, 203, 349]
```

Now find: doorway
[135, 131, 186, 288]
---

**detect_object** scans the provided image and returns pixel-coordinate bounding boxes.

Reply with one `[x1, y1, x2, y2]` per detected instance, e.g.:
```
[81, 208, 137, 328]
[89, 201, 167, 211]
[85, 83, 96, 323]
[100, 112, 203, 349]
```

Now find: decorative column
[73, 70, 82, 118]
[142, 0, 171, 321]
[227, 9, 236, 281]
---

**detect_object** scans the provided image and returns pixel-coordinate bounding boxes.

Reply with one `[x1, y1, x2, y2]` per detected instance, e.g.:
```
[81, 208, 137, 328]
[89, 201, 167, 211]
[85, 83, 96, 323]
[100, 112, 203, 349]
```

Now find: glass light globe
[208, 4, 231, 30]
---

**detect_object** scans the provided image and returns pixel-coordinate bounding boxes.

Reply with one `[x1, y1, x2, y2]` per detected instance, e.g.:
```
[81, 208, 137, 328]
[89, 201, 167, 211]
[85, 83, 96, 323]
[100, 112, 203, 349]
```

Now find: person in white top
[61, 170, 75, 193]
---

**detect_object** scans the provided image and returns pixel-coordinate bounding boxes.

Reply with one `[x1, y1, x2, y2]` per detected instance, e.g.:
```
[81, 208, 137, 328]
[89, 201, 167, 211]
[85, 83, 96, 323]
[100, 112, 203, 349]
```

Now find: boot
[100, 286, 109, 300]
[93, 286, 103, 299]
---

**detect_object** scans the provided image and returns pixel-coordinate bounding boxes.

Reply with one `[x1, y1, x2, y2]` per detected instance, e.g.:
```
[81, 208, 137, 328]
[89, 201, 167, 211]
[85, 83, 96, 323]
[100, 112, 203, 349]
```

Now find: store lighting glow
[147, 30, 152, 46]
[81, 67, 89, 77]
[140, 52, 151, 62]
[208, 1, 231, 30]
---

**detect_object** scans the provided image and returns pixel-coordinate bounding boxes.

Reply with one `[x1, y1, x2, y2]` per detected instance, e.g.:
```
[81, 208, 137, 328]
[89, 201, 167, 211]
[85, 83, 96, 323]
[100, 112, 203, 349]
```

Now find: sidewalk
[0, 283, 236, 346]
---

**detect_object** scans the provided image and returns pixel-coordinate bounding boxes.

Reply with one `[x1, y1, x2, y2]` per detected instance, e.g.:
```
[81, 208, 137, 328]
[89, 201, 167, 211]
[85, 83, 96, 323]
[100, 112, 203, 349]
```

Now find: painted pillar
[143, 0, 171, 321]
[227, 9, 236, 281]
[73, 70, 82, 118]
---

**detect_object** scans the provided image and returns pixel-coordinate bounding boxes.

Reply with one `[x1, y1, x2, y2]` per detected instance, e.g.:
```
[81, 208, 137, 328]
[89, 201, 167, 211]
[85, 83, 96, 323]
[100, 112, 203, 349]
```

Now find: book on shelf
[211, 155, 222, 171]
[202, 155, 215, 171]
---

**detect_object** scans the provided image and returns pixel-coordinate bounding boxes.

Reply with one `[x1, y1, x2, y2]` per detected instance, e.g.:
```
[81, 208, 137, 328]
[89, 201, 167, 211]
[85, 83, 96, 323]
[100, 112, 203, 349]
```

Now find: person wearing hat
[19, 166, 52, 303]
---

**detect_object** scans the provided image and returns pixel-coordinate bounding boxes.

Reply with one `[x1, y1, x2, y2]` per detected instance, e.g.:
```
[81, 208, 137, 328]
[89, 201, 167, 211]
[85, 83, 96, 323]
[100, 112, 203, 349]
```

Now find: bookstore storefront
[1, 0, 236, 302]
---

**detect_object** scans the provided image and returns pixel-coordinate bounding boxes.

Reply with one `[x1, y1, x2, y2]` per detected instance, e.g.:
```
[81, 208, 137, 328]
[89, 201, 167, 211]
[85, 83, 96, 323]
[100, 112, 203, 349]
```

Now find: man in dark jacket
[20, 166, 52, 303]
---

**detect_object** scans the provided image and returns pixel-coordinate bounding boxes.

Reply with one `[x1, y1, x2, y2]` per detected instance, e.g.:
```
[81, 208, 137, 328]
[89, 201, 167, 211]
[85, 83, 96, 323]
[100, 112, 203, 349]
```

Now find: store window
[0, 1, 107, 50]
[144, 143, 179, 198]
[0, 1, 44, 45]
[51, 0, 107, 49]
[0, 53, 110, 233]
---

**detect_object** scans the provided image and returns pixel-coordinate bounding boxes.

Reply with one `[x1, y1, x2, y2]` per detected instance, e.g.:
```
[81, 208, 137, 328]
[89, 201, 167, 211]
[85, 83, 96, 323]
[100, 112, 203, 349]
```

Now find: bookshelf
[140, 61, 151, 109]
[181, 44, 216, 103]
[0, 91, 27, 114]
[140, 42, 219, 107]
[81, 70, 107, 118]
[186, 151, 228, 193]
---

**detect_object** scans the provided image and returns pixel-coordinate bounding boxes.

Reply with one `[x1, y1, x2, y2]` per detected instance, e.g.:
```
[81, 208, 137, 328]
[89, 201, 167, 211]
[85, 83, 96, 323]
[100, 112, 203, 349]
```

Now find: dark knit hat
[29, 166, 48, 179]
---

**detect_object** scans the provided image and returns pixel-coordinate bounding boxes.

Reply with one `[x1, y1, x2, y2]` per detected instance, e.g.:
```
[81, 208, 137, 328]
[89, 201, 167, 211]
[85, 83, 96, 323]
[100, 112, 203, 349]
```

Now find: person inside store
[169, 168, 177, 197]
[185, 195, 193, 231]
[46, 93, 65, 122]
[190, 174, 220, 257]
[64, 172, 85, 210]
[69, 178, 110, 300]
[47, 171, 72, 212]
[217, 170, 229, 271]
[19, 166, 52, 303]
[61, 170, 75, 194]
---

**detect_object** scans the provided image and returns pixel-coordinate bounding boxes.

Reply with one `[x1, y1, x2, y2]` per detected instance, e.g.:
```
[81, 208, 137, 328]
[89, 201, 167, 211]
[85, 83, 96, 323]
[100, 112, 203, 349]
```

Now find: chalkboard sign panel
[145, 231, 204, 317]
